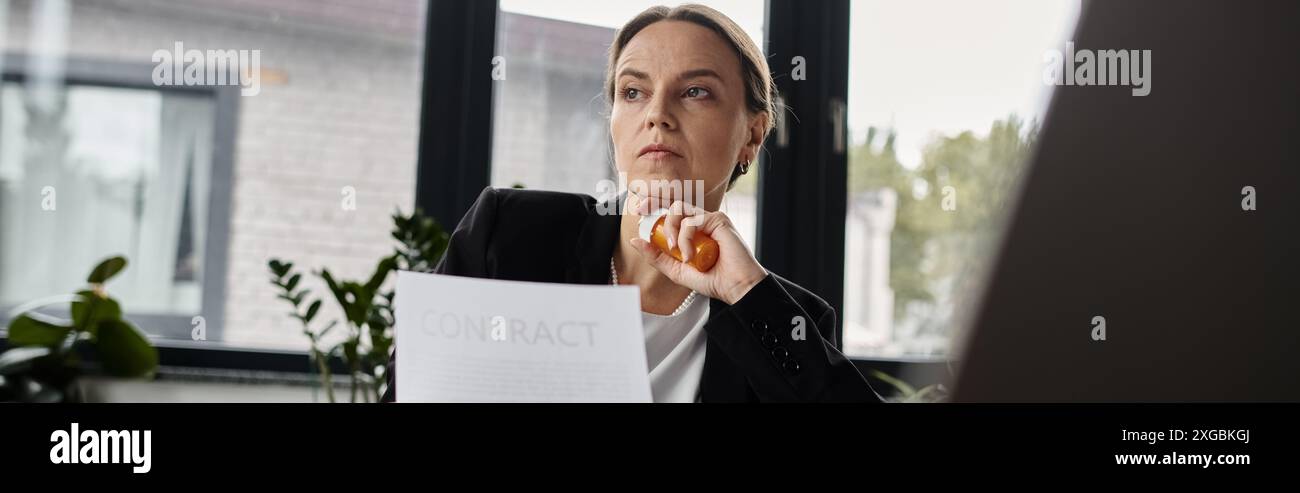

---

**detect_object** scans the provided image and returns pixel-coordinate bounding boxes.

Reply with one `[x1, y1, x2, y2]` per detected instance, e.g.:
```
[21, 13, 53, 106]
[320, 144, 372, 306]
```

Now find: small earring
[739, 160, 751, 175]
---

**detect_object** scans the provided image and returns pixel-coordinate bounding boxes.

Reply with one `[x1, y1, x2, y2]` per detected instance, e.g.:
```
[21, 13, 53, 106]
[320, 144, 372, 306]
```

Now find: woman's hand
[628, 199, 768, 305]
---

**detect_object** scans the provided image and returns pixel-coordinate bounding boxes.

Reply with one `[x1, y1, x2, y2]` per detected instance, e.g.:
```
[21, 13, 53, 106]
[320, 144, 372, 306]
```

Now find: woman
[383, 4, 881, 403]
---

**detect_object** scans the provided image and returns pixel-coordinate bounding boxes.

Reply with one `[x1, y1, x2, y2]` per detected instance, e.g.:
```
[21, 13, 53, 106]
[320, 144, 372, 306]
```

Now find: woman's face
[610, 20, 766, 208]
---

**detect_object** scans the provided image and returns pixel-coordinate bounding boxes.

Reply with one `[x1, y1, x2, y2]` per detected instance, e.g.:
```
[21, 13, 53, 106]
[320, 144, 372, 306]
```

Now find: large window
[1, 0, 1088, 372]
[0, 0, 429, 351]
[0, 80, 216, 318]
[842, 0, 1080, 358]
[492, 0, 765, 248]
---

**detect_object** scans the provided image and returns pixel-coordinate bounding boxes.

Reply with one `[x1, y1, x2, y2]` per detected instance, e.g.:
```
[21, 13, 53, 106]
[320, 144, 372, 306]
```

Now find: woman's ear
[740, 112, 770, 161]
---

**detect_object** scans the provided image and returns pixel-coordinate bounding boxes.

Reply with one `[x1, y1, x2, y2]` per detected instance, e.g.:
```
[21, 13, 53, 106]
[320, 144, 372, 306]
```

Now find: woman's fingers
[674, 201, 696, 262]
[660, 200, 680, 250]
[665, 199, 695, 252]
[674, 200, 711, 261]
[628, 208, 764, 303]
[632, 195, 740, 267]
[679, 214, 706, 262]
[630, 237, 687, 283]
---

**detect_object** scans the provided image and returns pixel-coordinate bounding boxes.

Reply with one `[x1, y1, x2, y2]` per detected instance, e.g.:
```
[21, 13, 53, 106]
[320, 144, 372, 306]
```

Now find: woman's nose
[644, 95, 677, 131]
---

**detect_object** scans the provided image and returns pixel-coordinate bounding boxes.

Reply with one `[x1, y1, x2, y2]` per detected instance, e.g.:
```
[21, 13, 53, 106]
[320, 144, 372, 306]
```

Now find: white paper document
[394, 271, 652, 402]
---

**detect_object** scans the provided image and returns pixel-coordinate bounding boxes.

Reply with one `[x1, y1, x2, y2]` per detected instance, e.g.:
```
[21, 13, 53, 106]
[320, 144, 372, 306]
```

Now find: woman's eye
[622, 88, 641, 101]
[684, 87, 710, 99]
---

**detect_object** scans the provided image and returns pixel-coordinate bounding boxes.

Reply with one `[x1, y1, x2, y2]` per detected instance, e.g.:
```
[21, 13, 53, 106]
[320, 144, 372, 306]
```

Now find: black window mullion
[414, 0, 500, 230]
[759, 0, 851, 348]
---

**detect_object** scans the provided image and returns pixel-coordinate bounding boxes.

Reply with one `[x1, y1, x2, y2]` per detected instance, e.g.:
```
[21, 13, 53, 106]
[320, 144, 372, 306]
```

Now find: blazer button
[760, 331, 778, 349]
[771, 346, 789, 361]
[783, 359, 801, 375]
[751, 319, 767, 334]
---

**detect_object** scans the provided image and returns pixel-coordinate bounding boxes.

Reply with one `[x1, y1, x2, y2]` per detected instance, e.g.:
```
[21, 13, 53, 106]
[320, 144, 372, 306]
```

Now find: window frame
[0, 53, 239, 344]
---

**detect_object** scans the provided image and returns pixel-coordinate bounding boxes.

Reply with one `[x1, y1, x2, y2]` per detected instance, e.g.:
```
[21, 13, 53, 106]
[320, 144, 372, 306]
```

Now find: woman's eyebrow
[677, 68, 723, 82]
[616, 68, 724, 82]
[617, 68, 651, 81]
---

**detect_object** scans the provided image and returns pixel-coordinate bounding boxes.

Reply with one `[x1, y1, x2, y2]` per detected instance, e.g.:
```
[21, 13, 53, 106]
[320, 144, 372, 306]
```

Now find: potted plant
[0, 256, 158, 402]
[268, 208, 447, 402]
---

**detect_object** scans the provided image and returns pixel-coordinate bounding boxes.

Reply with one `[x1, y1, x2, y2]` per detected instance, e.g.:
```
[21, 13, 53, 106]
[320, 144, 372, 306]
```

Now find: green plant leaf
[868, 369, 917, 397]
[71, 290, 122, 334]
[304, 300, 322, 322]
[268, 258, 293, 278]
[0, 346, 53, 375]
[343, 284, 368, 326]
[7, 314, 73, 348]
[363, 256, 396, 294]
[87, 256, 128, 283]
[285, 273, 302, 292]
[368, 311, 389, 332]
[320, 269, 344, 302]
[95, 319, 158, 378]
[320, 270, 367, 326]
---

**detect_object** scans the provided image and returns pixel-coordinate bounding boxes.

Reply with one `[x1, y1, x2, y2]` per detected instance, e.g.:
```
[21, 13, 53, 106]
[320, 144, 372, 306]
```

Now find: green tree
[849, 115, 1038, 329]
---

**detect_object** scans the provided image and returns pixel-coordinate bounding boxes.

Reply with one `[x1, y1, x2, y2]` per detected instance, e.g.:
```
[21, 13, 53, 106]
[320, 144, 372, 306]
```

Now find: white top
[642, 296, 709, 403]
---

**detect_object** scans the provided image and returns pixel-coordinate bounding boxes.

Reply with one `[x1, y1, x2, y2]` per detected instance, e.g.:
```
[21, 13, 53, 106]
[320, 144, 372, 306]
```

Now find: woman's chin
[625, 168, 679, 186]
[625, 176, 710, 208]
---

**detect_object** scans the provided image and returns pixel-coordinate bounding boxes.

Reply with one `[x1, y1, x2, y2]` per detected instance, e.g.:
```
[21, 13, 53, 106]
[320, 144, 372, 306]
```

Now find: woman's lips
[638, 143, 683, 160]
[641, 150, 680, 160]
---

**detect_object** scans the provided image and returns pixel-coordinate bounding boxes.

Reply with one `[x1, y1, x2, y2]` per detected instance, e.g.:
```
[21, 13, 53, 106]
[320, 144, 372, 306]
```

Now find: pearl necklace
[610, 258, 698, 317]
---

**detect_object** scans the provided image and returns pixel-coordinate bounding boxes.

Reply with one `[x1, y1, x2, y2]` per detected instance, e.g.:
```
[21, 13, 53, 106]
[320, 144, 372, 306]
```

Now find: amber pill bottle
[638, 208, 719, 272]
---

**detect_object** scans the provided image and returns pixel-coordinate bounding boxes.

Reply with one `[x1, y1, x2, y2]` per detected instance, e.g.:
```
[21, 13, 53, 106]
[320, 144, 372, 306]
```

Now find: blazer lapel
[566, 193, 623, 285]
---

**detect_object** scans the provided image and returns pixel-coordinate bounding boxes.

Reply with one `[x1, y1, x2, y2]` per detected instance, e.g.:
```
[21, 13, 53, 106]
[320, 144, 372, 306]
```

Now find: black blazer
[382, 187, 882, 402]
